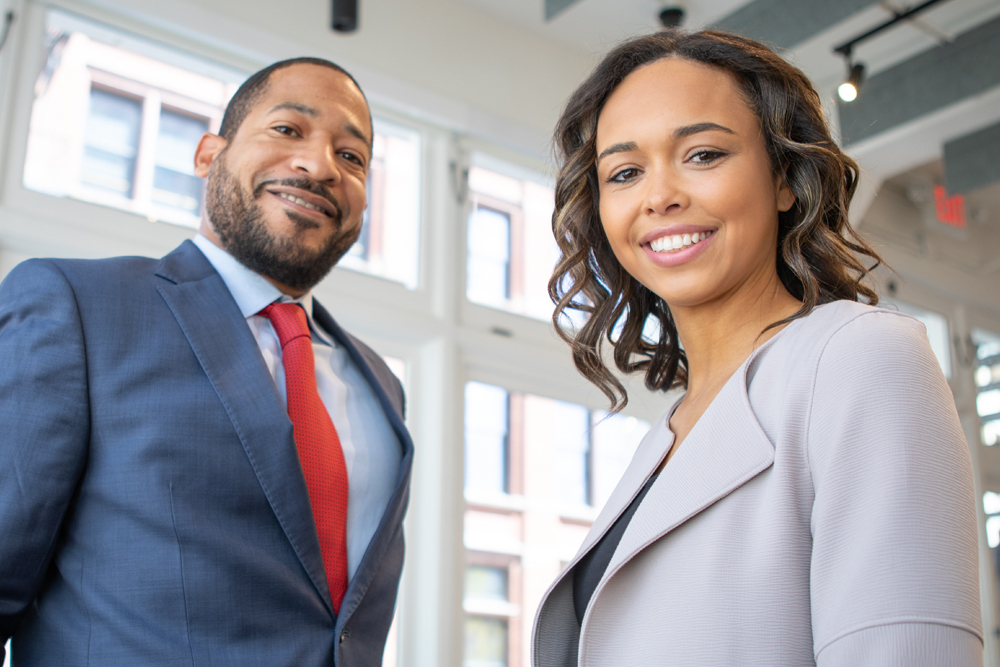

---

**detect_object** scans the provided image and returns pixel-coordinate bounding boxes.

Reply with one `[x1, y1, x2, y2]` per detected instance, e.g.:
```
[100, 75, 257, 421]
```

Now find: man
[0, 58, 412, 667]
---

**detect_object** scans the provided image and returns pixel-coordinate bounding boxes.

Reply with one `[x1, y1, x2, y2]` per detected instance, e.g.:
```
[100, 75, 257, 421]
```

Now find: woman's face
[595, 57, 795, 311]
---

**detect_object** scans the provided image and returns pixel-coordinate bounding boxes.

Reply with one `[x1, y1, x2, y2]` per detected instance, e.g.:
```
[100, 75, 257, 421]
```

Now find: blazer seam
[803, 309, 889, 498]
[38, 261, 94, 601]
[814, 616, 985, 658]
[168, 482, 196, 667]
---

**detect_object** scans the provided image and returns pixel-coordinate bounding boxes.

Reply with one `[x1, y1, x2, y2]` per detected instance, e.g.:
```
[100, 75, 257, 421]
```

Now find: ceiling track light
[832, 0, 951, 102]
[332, 0, 358, 33]
[838, 61, 865, 102]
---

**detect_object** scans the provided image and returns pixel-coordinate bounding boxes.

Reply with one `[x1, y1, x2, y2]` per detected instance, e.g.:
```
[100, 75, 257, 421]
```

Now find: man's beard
[205, 155, 360, 292]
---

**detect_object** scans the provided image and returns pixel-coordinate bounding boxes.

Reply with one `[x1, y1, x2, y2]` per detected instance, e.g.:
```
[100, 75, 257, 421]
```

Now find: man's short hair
[218, 57, 369, 142]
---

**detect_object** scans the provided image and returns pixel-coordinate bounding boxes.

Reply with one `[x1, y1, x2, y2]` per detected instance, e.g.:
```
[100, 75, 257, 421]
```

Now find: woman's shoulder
[783, 299, 928, 360]
[749, 300, 934, 399]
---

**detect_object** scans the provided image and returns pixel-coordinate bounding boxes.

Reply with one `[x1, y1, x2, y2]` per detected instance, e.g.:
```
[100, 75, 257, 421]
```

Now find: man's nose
[290, 139, 341, 184]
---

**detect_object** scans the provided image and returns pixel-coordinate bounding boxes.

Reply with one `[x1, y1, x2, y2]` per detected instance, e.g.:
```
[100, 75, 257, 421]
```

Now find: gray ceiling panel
[944, 121, 1000, 194]
[544, 0, 580, 21]
[839, 15, 1000, 146]
[711, 0, 881, 49]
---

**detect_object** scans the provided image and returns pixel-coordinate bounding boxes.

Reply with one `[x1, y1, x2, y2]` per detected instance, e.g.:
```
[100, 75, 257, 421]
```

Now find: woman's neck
[672, 274, 802, 402]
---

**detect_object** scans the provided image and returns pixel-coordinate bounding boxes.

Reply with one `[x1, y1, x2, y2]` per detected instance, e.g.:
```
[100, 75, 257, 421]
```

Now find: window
[22, 9, 243, 228]
[465, 382, 511, 497]
[463, 381, 650, 667]
[339, 118, 422, 288]
[975, 330, 1000, 447]
[153, 109, 209, 215]
[463, 560, 519, 667]
[465, 159, 558, 321]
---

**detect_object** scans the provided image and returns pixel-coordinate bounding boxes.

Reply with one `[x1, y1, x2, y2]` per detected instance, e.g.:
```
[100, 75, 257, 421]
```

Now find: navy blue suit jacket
[0, 241, 413, 666]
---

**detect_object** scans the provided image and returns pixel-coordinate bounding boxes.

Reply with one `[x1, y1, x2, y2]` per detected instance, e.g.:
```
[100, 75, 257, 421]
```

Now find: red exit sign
[934, 186, 966, 229]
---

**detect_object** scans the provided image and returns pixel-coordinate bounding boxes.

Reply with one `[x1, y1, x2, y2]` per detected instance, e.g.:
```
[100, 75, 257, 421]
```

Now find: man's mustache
[253, 178, 343, 222]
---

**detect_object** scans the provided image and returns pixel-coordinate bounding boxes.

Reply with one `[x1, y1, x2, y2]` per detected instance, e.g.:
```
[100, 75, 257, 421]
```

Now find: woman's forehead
[596, 59, 756, 147]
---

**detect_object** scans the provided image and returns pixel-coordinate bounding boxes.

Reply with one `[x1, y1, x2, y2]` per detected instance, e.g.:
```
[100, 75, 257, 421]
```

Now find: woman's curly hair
[548, 29, 883, 411]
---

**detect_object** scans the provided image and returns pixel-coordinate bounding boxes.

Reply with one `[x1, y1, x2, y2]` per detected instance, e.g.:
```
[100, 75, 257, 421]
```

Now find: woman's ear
[776, 172, 796, 213]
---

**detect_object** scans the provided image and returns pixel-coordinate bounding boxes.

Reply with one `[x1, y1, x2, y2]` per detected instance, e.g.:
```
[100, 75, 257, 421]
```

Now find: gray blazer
[533, 301, 982, 666]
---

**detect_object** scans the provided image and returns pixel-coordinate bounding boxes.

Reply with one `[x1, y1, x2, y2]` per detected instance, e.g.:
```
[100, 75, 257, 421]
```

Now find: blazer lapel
[153, 241, 335, 616]
[571, 407, 677, 564]
[605, 361, 775, 577]
[311, 301, 414, 628]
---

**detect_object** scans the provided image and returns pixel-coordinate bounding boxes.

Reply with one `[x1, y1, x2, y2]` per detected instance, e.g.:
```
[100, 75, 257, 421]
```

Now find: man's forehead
[258, 65, 371, 138]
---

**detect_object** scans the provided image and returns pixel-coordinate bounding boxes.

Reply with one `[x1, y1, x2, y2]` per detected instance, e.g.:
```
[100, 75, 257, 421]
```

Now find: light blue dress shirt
[192, 234, 402, 581]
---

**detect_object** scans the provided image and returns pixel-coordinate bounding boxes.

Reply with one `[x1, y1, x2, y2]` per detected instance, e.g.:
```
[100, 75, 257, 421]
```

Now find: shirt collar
[192, 233, 315, 320]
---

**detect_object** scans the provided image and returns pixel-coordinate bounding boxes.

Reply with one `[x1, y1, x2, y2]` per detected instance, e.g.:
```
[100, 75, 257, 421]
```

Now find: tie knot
[258, 302, 311, 349]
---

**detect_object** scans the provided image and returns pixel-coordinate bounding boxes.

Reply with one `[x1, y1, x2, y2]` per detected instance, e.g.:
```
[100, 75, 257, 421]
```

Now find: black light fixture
[838, 61, 865, 102]
[832, 0, 950, 102]
[658, 7, 685, 28]
[332, 0, 358, 33]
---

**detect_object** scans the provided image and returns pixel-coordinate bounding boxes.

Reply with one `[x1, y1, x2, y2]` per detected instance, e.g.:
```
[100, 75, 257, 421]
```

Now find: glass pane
[984, 491, 1000, 515]
[338, 119, 422, 288]
[465, 162, 557, 321]
[80, 89, 142, 197]
[465, 382, 509, 496]
[465, 565, 508, 602]
[590, 412, 652, 509]
[151, 110, 207, 218]
[463, 616, 507, 667]
[978, 390, 1000, 419]
[467, 206, 511, 307]
[988, 516, 1000, 549]
[983, 420, 1000, 447]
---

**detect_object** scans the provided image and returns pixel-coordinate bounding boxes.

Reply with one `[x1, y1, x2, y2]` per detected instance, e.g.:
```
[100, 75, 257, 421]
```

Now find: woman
[533, 30, 982, 666]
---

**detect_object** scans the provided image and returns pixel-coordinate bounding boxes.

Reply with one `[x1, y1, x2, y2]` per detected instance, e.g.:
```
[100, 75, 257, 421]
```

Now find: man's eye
[273, 125, 299, 136]
[340, 151, 364, 166]
[607, 167, 639, 183]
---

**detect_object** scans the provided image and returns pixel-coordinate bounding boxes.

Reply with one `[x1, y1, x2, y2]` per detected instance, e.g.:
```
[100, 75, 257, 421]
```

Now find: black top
[572, 473, 659, 624]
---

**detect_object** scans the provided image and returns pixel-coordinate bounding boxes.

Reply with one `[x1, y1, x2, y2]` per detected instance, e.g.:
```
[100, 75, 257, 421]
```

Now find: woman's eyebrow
[674, 122, 734, 139]
[597, 141, 638, 163]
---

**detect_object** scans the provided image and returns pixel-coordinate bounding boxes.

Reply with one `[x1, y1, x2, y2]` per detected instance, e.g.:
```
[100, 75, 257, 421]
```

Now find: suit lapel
[311, 301, 414, 628]
[605, 361, 775, 577]
[153, 241, 335, 616]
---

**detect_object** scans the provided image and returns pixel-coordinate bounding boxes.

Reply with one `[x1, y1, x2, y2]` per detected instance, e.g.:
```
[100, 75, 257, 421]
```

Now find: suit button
[340, 629, 350, 644]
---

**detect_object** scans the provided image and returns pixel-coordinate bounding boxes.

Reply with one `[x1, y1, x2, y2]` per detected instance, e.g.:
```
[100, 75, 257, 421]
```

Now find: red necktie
[259, 302, 349, 612]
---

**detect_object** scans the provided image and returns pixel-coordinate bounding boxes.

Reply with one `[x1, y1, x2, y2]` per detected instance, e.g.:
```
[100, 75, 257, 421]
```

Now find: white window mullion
[133, 88, 159, 217]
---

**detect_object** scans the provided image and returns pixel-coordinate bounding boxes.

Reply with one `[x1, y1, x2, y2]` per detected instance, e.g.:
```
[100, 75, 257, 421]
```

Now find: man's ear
[194, 133, 227, 178]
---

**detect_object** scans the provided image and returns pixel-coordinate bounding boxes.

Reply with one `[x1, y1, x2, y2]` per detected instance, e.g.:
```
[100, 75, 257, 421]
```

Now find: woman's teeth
[649, 231, 713, 253]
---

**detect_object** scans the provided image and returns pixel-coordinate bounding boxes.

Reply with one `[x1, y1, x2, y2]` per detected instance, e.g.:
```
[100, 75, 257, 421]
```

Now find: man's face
[195, 64, 372, 294]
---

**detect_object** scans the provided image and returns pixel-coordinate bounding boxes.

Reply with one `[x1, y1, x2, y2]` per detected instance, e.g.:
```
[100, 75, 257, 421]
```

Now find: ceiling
[461, 0, 1000, 96]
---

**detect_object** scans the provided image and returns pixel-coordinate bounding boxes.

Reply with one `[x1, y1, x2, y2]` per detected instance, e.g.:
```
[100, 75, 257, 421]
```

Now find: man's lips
[266, 186, 340, 220]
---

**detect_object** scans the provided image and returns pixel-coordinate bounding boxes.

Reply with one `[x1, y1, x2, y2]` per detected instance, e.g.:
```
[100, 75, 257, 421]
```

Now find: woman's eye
[608, 167, 639, 183]
[689, 150, 726, 164]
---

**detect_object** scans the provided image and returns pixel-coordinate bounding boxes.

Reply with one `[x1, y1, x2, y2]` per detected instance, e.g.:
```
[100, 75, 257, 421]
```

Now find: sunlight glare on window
[987, 516, 1000, 549]
[978, 390, 1000, 419]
